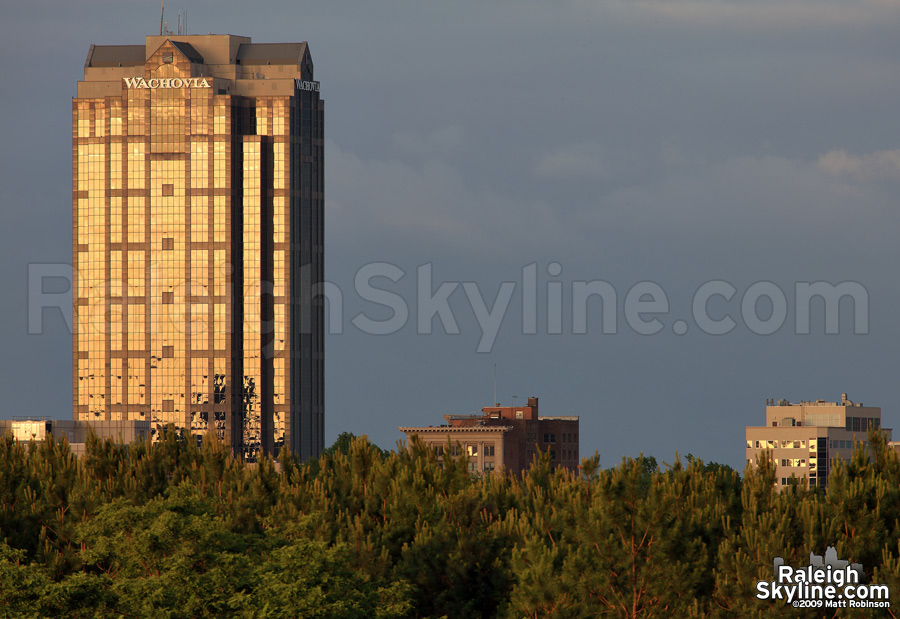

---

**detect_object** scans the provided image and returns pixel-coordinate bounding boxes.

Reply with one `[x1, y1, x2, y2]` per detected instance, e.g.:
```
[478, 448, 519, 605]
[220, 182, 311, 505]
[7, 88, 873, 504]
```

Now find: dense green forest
[1, 428, 899, 618]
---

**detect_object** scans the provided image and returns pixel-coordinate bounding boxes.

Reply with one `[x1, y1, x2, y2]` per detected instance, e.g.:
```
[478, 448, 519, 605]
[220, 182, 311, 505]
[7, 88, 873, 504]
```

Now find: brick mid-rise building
[399, 397, 579, 475]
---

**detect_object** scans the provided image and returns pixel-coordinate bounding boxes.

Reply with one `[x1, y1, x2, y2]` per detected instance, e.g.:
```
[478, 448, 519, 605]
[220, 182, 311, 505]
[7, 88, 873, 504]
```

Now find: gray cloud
[818, 149, 900, 183]
[3, 0, 900, 468]
[599, 0, 900, 30]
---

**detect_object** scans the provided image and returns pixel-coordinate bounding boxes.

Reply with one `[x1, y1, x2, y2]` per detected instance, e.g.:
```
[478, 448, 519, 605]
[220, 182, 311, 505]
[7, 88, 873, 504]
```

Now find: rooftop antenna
[493, 364, 497, 407]
[159, 0, 164, 36]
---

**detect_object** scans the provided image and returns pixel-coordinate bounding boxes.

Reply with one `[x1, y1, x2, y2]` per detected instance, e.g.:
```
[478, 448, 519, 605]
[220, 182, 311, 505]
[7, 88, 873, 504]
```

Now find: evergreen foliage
[0, 428, 898, 617]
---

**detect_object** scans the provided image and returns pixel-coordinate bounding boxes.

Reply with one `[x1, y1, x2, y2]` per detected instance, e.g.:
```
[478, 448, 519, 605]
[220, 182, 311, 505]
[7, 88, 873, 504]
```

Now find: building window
[467, 444, 478, 457]
[516, 410, 523, 419]
[484, 462, 495, 472]
[550, 433, 556, 444]
[163, 345, 174, 358]
[162, 183, 174, 196]
[485, 444, 494, 456]
[550, 450, 556, 460]
[162, 237, 174, 250]
[162, 291, 174, 305]
[162, 52, 174, 64]
[162, 399, 174, 412]
[468, 462, 477, 472]
[451, 445, 459, 456]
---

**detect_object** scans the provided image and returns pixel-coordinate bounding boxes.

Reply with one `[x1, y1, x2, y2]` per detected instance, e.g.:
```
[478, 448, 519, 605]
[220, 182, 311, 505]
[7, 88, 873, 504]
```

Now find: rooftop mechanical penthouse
[73, 34, 324, 461]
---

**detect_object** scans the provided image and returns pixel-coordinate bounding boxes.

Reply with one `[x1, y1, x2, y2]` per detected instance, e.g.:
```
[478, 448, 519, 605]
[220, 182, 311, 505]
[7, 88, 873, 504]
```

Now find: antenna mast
[159, 0, 164, 36]
[493, 364, 497, 407]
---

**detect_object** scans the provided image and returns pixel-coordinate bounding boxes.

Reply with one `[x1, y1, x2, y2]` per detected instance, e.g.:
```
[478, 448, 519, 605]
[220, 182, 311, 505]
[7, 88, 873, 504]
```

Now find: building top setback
[78, 34, 316, 100]
[84, 44, 146, 68]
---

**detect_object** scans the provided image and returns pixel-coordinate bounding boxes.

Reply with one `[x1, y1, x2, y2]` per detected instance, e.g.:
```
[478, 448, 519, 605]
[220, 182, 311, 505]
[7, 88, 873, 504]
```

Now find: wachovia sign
[123, 77, 211, 89]
[295, 79, 320, 92]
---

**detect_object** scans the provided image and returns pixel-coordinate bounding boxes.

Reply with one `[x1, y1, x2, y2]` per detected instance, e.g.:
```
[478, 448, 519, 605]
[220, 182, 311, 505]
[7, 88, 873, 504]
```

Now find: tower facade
[73, 35, 324, 460]
[746, 394, 890, 489]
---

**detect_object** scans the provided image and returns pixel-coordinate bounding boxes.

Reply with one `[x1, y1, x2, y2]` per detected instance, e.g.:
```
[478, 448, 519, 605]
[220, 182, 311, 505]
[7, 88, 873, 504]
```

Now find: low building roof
[399, 426, 511, 433]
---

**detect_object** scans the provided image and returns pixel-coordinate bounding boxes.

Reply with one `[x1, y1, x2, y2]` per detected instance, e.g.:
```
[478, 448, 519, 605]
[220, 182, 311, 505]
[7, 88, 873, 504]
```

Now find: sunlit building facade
[746, 394, 890, 490]
[399, 397, 580, 475]
[73, 34, 324, 460]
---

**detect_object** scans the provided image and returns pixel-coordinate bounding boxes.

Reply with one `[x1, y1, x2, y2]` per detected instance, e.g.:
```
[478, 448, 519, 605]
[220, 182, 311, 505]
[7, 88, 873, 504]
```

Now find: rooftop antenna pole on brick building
[159, 0, 164, 36]
[493, 364, 497, 407]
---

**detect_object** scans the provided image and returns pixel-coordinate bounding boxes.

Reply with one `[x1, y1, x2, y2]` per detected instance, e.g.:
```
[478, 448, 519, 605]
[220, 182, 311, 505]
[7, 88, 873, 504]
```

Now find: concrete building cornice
[398, 426, 511, 433]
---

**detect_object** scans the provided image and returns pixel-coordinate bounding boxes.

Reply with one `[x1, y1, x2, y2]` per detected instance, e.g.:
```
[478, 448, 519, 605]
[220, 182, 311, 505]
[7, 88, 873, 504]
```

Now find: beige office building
[73, 34, 324, 460]
[745, 394, 890, 489]
[1, 417, 150, 458]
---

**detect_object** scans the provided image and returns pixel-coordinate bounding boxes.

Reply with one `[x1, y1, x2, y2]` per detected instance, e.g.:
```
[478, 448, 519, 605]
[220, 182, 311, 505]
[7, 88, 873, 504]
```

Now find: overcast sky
[3, 0, 900, 469]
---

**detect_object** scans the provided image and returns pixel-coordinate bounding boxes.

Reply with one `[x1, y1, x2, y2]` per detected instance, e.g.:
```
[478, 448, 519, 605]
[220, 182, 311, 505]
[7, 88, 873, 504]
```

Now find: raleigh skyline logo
[123, 77, 211, 89]
[756, 547, 889, 609]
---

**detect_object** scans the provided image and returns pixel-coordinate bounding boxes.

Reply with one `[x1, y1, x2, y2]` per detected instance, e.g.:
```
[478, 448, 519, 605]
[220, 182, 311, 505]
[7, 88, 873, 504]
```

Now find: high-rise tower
[73, 35, 324, 460]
